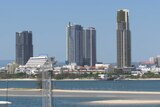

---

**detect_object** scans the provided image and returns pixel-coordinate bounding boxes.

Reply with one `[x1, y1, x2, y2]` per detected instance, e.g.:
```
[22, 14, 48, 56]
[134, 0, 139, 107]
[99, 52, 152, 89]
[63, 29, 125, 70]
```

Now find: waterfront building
[156, 56, 160, 66]
[149, 56, 160, 66]
[117, 9, 131, 68]
[6, 62, 18, 74]
[83, 27, 96, 66]
[16, 31, 33, 65]
[15, 56, 54, 74]
[25, 56, 54, 68]
[66, 22, 84, 66]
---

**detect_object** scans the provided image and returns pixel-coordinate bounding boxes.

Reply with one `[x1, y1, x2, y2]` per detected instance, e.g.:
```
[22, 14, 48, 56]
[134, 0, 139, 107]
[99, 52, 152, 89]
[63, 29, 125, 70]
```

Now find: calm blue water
[0, 80, 160, 107]
[1, 80, 160, 92]
[0, 60, 12, 67]
[0, 97, 160, 107]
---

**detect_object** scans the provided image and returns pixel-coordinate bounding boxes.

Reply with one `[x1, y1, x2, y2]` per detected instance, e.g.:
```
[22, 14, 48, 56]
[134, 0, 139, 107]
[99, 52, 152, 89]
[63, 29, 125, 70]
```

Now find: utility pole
[42, 70, 53, 107]
[42, 57, 56, 107]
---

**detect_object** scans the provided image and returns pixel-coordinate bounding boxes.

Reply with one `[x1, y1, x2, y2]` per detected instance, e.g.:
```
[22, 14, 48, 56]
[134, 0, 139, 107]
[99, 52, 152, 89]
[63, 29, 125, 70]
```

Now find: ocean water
[0, 80, 160, 107]
[0, 60, 12, 67]
[0, 96, 160, 107]
[1, 80, 160, 92]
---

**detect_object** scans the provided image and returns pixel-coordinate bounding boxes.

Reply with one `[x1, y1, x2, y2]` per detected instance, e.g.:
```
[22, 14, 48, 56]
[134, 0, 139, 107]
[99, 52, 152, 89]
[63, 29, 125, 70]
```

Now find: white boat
[0, 101, 12, 105]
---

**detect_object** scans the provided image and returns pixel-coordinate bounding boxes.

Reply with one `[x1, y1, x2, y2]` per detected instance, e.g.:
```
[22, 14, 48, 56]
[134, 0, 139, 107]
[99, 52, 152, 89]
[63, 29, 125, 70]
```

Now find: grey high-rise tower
[66, 22, 83, 66]
[16, 31, 33, 65]
[83, 27, 96, 66]
[117, 9, 131, 68]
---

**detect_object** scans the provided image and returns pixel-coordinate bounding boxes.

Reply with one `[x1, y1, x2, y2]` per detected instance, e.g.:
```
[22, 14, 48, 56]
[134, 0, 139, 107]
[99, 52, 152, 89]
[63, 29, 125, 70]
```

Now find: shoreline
[0, 88, 160, 94]
[84, 100, 160, 105]
[1, 78, 160, 81]
[124, 78, 160, 80]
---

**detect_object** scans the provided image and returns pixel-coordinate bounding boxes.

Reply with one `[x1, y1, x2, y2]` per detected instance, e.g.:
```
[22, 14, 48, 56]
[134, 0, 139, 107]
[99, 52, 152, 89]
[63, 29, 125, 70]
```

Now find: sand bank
[0, 89, 160, 95]
[53, 89, 160, 94]
[85, 100, 160, 105]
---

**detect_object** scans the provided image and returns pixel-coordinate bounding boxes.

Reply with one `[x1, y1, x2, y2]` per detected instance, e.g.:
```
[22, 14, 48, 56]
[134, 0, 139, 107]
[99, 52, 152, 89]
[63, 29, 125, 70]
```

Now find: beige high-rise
[117, 9, 131, 68]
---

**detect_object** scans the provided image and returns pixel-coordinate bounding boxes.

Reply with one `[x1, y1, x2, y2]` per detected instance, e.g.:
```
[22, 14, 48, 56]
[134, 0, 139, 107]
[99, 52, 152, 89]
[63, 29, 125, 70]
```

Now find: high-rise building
[83, 27, 96, 66]
[16, 31, 33, 65]
[117, 9, 131, 68]
[66, 22, 97, 66]
[66, 22, 83, 66]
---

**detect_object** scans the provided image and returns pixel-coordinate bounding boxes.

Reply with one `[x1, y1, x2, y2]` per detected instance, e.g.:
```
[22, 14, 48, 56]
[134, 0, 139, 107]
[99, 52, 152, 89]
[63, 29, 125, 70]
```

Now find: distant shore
[124, 78, 160, 80]
[1, 78, 160, 81]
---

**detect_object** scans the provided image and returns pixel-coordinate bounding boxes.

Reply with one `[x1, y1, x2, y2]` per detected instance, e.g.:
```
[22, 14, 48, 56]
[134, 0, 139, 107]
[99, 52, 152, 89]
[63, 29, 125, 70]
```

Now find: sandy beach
[85, 100, 160, 105]
[53, 89, 160, 94]
[0, 89, 160, 105]
[0, 88, 160, 94]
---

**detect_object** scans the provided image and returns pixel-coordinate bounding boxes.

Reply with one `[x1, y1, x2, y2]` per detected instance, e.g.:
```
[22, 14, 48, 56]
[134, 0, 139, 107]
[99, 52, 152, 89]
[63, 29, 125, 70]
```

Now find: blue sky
[0, 0, 160, 63]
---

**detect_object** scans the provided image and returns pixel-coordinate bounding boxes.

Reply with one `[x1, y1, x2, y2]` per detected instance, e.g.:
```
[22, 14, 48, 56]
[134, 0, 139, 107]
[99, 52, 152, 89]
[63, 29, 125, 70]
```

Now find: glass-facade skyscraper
[66, 22, 97, 66]
[117, 9, 131, 68]
[66, 22, 84, 66]
[16, 31, 33, 65]
[83, 27, 96, 66]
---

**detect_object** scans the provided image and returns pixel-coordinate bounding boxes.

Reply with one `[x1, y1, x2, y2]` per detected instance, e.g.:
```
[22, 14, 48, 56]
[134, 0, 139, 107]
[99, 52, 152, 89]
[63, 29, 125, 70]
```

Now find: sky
[0, 0, 160, 63]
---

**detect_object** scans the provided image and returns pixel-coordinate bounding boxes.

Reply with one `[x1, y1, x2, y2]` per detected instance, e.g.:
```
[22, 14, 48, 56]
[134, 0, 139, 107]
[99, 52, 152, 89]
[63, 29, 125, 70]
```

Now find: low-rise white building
[131, 71, 142, 76]
[62, 63, 77, 71]
[138, 65, 151, 73]
[95, 64, 111, 70]
[15, 56, 54, 74]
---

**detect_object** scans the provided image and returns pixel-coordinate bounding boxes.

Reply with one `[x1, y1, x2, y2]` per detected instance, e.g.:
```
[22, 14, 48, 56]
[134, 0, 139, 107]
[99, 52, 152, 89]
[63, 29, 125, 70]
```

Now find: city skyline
[1, 1, 160, 63]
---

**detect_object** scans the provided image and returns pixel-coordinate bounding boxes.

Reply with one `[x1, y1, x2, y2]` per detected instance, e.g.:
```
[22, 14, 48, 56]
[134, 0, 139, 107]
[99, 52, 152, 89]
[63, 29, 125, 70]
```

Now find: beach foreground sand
[1, 89, 160, 105]
[1, 88, 160, 94]
[53, 89, 160, 94]
[84, 100, 160, 105]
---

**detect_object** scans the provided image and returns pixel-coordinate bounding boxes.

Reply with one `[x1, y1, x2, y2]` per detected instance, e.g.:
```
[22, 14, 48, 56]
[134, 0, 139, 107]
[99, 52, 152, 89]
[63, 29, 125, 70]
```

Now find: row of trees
[1, 70, 160, 80]
[0, 72, 31, 79]
[0, 71, 101, 80]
